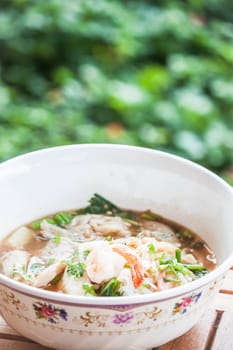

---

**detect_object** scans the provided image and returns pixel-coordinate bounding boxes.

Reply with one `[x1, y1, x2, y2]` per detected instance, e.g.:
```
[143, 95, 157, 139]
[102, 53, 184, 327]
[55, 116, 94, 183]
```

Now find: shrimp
[85, 243, 126, 284]
[112, 244, 144, 288]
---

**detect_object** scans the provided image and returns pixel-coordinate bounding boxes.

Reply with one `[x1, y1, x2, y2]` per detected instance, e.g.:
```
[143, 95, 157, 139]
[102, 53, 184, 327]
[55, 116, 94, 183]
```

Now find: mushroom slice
[33, 262, 66, 288]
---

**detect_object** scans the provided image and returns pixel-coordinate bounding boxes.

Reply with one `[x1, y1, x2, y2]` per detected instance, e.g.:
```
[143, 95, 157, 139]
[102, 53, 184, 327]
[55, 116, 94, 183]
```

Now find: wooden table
[1, 268, 233, 350]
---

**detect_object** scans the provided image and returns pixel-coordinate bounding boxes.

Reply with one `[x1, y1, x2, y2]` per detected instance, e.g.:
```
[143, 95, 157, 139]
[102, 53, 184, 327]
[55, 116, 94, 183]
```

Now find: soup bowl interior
[0, 144, 232, 349]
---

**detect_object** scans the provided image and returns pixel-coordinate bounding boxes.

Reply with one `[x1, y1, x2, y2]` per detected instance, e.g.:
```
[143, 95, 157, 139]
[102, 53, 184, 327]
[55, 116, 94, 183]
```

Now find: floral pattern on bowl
[113, 312, 134, 324]
[33, 301, 68, 323]
[172, 291, 202, 315]
[77, 305, 162, 329]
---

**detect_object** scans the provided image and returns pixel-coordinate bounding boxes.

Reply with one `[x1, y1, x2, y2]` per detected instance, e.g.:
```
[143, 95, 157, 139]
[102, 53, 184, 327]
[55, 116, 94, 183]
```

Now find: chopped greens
[67, 262, 85, 279]
[31, 217, 57, 230]
[148, 243, 156, 255]
[99, 278, 122, 296]
[31, 212, 72, 230]
[83, 250, 90, 259]
[54, 212, 72, 226]
[46, 218, 57, 225]
[163, 277, 181, 284]
[82, 283, 97, 296]
[53, 232, 61, 244]
[30, 220, 42, 230]
[159, 257, 193, 277]
[175, 248, 182, 262]
[183, 264, 206, 271]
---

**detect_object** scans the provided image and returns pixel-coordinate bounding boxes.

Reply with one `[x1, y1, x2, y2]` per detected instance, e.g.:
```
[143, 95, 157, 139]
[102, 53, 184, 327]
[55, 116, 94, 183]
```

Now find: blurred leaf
[174, 131, 206, 161]
[0, 0, 232, 175]
[210, 79, 233, 102]
[138, 124, 170, 147]
[136, 65, 171, 93]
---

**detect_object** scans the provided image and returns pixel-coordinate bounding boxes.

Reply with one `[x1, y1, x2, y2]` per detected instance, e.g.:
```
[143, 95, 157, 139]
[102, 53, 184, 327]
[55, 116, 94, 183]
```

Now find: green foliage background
[0, 0, 233, 180]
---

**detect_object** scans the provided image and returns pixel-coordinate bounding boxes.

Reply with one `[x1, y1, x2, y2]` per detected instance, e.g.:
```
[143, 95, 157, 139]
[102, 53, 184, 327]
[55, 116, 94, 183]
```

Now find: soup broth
[0, 194, 216, 296]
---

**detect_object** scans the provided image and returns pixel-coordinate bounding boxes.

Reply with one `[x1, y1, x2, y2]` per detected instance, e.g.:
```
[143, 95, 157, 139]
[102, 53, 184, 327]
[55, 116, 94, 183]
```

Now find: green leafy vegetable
[81, 193, 134, 219]
[81, 193, 118, 214]
[99, 278, 122, 296]
[67, 262, 85, 279]
[82, 283, 97, 296]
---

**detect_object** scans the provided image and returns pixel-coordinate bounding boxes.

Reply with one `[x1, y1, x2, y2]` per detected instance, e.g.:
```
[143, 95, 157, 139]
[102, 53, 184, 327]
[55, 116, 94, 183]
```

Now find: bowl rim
[0, 143, 233, 305]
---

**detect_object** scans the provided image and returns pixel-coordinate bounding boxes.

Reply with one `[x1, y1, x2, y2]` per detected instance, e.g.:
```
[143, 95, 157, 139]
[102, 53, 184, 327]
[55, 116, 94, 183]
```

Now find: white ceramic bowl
[0, 144, 233, 350]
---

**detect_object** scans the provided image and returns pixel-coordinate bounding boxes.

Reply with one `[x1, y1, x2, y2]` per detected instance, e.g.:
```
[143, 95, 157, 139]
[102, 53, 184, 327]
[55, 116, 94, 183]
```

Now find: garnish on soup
[0, 194, 216, 296]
